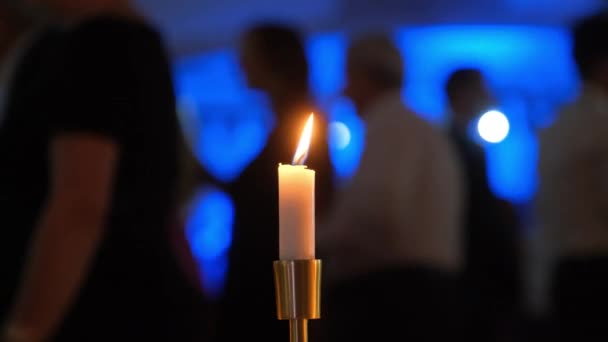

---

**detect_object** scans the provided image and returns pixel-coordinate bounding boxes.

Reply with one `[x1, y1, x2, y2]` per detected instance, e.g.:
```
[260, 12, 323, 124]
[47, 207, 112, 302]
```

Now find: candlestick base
[273, 259, 322, 342]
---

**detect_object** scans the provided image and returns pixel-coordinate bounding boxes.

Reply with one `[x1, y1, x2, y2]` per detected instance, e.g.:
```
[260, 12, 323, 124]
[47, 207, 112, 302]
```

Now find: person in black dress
[0, 1, 206, 341]
[213, 23, 335, 342]
[446, 68, 523, 341]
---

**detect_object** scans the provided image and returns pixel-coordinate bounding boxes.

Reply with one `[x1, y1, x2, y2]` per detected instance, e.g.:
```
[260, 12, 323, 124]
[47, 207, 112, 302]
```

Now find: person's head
[445, 68, 494, 130]
[239, 23, 309, 100]
[573, 11, 608, 88]
[24, 0, 132, 22]
[344, 34, 403, 116]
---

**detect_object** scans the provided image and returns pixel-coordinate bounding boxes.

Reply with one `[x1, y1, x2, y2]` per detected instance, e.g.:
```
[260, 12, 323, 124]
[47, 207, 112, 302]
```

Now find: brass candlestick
[273, 259, 322, 342]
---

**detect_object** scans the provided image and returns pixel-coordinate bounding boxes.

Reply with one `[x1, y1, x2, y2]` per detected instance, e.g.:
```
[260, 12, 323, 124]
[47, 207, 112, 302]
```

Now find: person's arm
[3, 135, 118, 342]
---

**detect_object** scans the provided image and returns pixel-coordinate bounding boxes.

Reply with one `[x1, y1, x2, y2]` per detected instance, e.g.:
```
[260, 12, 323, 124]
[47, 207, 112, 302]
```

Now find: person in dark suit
[537, 12, 608, 342]
[446, 68, 523, 342]
[0, 1, 206, 341]
[213, 23, 335, 342]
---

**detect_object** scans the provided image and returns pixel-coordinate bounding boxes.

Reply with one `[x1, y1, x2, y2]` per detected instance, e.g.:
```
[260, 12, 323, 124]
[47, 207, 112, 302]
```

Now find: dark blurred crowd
[1, 0, 607, 341]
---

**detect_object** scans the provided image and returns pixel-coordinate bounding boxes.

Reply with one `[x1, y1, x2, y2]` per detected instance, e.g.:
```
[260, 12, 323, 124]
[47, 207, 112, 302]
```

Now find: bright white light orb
[477, 110, 510, 143]
[329, 121, 352, 150]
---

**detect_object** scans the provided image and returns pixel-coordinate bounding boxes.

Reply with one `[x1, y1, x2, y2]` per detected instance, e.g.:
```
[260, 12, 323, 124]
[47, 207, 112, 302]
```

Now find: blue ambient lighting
[173, 25, 580, 295]
[325, 98, 365, 179]
[174, 50, 272, 183]
[395, 25, 578, 201]
[306, 33, 365, 178]
[185, 188, 234, 298]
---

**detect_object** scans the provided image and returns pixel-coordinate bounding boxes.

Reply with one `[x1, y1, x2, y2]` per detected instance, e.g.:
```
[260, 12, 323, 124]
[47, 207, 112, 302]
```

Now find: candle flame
[292, 113, 314, 165]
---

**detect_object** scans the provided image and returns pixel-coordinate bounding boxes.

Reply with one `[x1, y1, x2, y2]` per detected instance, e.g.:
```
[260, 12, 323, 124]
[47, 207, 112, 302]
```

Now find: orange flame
[292, 114, 314, 165]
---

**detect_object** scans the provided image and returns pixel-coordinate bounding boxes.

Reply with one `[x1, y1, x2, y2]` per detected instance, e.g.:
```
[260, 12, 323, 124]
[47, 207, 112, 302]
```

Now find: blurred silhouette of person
[446, 68, 523, 341]
[319, 34, 465, 342]
[0, 1, 63, 339]
[0, 1, 206, 341]
[213, 23, 335, 342]
[537, 11, 608, 342]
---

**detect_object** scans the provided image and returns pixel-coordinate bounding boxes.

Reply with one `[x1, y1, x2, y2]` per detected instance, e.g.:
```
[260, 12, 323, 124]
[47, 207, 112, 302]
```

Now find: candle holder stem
[274, 260, 321, 342]
[289, 319, 308, 342]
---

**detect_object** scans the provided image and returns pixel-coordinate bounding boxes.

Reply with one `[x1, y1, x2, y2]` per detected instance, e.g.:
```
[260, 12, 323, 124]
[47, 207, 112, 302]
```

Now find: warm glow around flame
[292, 114, 314, 165]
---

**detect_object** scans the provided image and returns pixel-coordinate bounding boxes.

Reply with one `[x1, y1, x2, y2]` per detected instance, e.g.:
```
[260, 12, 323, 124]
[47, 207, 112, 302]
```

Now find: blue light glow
[477, 110, 510, 143]
[396, 26, 578, 125]
[306, 34, 365, 179]
[174, 25, 582, 295]
[395, 25, 578, 201]
[326, 98, 365, 179]
[329, 121, 352, 150]
[174, 50, 273, 182]
[307, 33, 347, 99]
[185, 188, 234, 298]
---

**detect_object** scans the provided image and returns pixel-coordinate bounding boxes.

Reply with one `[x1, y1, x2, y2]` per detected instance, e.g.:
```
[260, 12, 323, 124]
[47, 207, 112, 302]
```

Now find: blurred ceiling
[134, 0, 605, 55]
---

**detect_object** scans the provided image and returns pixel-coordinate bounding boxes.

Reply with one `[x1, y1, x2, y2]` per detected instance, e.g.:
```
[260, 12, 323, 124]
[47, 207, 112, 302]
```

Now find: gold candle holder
[273, 259, 322, 342]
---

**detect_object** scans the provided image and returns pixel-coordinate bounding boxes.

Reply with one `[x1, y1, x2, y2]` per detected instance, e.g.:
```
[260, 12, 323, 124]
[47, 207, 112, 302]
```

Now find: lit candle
[278, 114, 315, 260]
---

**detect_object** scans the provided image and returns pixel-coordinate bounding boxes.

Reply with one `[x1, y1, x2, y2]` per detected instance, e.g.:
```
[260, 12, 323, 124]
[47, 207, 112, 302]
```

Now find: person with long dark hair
[0, 1, 206, 340]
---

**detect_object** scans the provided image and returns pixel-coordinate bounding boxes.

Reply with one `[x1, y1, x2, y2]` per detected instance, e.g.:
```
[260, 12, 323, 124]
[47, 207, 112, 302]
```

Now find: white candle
[278, 114, 315, 260]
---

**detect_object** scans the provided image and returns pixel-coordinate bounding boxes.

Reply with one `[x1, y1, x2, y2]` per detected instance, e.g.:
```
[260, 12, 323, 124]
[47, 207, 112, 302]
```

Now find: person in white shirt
[319, 34, 465, 342]
[537, 11, 608, 342]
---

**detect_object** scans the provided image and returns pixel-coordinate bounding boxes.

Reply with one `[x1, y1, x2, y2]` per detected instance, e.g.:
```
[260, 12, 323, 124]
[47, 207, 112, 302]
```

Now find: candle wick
[292, 151, 308, 165]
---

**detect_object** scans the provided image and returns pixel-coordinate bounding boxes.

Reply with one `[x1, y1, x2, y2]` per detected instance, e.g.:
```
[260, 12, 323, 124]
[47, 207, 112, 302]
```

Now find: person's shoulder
[544, 91, 598, 140]
[539, 90, 608, 164]
[398, 106, 438, 135]
[559, 85, 608, 120]
[557, 97, 585, 120]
